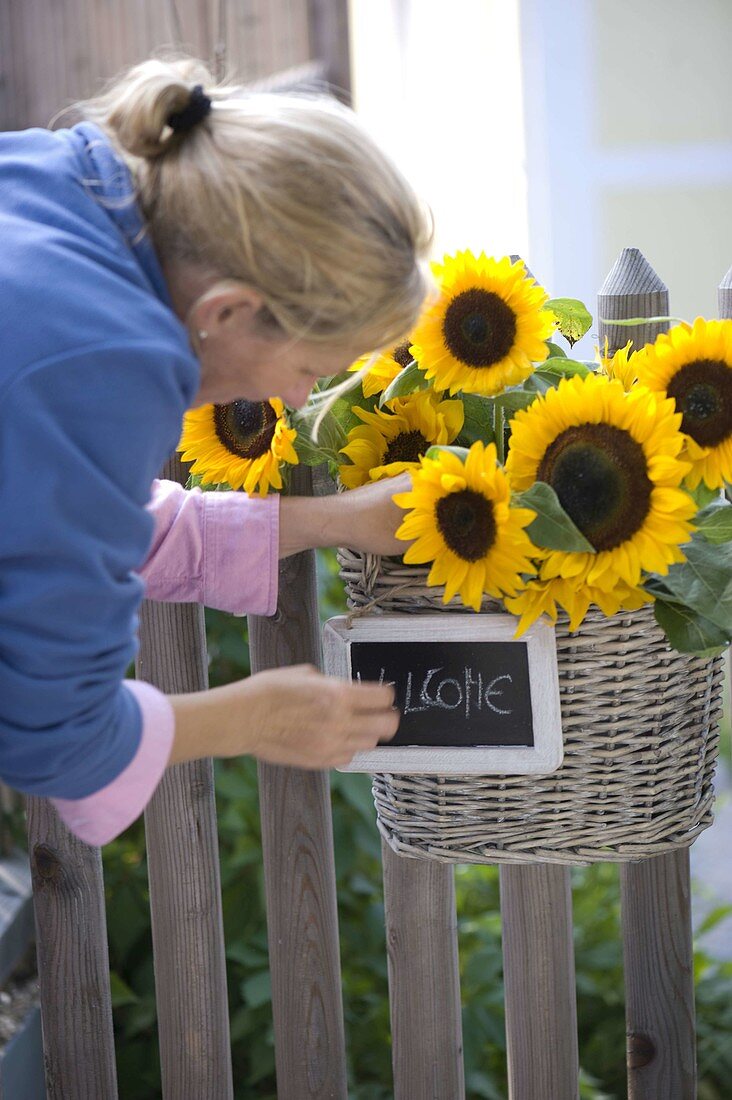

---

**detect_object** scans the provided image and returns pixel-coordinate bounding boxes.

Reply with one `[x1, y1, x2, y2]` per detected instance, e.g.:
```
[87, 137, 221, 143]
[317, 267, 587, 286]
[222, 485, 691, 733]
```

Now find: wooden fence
[22, 250, 732, 1100]
[1, 4, 731, 1098]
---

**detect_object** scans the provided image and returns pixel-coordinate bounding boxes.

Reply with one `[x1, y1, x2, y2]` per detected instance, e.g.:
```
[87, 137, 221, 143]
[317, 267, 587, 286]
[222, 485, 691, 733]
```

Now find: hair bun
[82, 58, 214, 159]
[166, 85, 212, 134]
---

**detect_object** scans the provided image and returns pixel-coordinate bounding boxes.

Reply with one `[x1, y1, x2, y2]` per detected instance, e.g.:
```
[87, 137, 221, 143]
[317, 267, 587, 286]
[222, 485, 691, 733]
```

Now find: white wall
[349, 0, 529, 264]
[519, 0, 732, 356]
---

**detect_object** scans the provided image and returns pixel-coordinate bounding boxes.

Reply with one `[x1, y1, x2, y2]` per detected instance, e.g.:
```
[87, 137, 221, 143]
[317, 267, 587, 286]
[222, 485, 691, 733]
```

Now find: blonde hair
[77, 57, 433, 353]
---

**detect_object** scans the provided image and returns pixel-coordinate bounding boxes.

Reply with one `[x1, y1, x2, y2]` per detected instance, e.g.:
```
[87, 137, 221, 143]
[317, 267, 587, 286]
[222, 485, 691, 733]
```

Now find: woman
[0, 58, 432, 845]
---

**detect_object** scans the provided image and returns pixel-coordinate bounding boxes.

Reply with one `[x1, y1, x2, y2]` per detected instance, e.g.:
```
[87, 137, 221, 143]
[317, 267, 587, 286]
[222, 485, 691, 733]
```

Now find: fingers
[343, 679, 396, 711]
[347, 710, 399, 743]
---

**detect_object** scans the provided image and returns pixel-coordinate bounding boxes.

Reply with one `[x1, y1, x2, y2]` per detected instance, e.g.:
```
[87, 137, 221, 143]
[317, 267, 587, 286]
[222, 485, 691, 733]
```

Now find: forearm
[168, 684, 255, 765]
[278, 476, 409, 559]
[278, 493, 342, 557]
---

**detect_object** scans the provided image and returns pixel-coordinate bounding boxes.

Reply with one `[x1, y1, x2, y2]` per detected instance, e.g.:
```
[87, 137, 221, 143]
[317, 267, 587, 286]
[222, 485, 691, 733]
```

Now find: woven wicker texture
[337, 548, 725, 866]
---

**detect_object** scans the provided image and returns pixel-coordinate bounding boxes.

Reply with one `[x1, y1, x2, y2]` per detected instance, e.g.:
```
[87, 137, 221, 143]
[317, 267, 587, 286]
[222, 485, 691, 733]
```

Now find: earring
[197, 330, 208, 341]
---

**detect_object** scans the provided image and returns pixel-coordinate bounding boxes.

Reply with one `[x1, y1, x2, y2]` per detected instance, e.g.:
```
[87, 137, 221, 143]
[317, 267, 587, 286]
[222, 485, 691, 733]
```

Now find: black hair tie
[167, 85, 212, 134]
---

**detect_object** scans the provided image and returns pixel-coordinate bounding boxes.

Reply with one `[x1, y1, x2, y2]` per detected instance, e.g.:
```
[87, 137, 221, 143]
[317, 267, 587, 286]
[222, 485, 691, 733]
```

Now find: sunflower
[599, 338, 637, 392]
[348, 341, 416, 398]
[178, 396, 298, 496]
[633, 318, 732, 489]
[408, 250, 555, 396]
[505, 373, 697, 594]
[505, 574, 652, 635]
[393, 441, 537, 612]
[338, 388, 464, 489]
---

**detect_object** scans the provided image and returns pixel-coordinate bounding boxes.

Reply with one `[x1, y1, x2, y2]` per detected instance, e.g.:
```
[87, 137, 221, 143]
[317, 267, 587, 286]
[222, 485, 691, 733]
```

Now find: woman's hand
[279, 472, 414, 558]
[169, 664, 399, 769]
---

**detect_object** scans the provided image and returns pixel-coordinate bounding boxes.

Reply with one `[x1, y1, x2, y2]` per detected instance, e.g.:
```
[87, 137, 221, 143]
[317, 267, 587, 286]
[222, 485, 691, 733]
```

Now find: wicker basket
[337, 548, 725, 866]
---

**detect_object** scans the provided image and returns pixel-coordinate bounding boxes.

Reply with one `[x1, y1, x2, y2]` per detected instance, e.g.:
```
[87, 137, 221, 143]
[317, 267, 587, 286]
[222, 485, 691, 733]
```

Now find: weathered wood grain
[718, 263, 732, 319]
[306, 0, 351, 98]
[382, 842, 464, 1099]
[621, 852, 696, 1099]
[0, 0, 314, 131]
[598, 246, 670, 356]
[249, 465, 347, 1100]
[136, 454, 233, 1100]
[27, 797, 118, 1099]
[500, 864, 579, 1100]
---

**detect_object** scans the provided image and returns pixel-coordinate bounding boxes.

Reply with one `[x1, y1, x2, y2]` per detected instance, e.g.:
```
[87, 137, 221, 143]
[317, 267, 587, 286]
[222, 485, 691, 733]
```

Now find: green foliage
[100, 551, 732, 1097]
[652, 597, 730, 657]
[458, 393, 496, 448]
[695, 497, 732, 544]
[664, 534, 732, 629]
[379, 359, 427, 405]
[425, 443, 470, 463]
[545, 298, 593, 347]
[516, 481, 596, 552]
[538, 356, 592, 378]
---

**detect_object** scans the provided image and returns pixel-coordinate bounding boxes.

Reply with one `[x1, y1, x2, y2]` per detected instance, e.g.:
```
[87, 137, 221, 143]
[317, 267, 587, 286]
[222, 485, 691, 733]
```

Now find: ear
[188, 280, 266, 339]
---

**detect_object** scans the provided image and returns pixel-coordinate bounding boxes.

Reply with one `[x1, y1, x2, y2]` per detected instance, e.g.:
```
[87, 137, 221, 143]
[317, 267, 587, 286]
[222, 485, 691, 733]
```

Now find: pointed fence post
[598, 246, 671, 356]
[599, 248, 696, 1100]
[248, 465, 347, 1100]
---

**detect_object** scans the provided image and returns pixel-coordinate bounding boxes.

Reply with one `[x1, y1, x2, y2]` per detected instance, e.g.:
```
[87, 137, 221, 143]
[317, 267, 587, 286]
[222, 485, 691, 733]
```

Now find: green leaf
[537, 357, 592, 379]
[691, 482, 725, 509]
[457, 393, 496, 447]
[653, 599, 730, 657]
[109, 971, 140, 1008]
[658, 533, 732, 634]
[379, 359, 427, 405]
[516, 482, 595, 552]
[290, 407, 346, 467]
[523, 372, 556, 395]
[494, 389, 539, 416]
[697, 904, 732, 937]
[241, 970, 272, 1009]
[695, 499, 732, 544]
[425, 444, 470, 463]
[598, 314, 687, 327]
[545, 340, 567, 359]
[545, 298, 593, 347]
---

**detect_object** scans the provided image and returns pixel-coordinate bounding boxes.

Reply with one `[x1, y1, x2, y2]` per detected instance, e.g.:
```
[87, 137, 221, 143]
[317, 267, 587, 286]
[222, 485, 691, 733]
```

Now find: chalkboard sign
[323, 613, 562, 776]
[351, 641, 534, 747]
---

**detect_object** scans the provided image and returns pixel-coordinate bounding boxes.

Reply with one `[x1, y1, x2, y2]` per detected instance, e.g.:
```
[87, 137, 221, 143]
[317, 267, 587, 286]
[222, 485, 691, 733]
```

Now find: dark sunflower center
[383, 429, 429, 465]
[442, 288, 517, 368]
[537, 423, 652, 552]
[213, 399, 277, 459]
[392, 343, 414, 368]
[666, 359, 732, 447]
[435, 489, 496, 562]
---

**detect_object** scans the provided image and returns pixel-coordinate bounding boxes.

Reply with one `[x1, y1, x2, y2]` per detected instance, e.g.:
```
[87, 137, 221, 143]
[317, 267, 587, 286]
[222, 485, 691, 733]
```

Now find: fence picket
[27, 798, 118, 1099]
[382, 842, 464, 1099]
[599, 248, 697, 1098]
[136, 454, 233, 1100]
[248, 465, 348, 1100]
[500, 864, 579, 1099]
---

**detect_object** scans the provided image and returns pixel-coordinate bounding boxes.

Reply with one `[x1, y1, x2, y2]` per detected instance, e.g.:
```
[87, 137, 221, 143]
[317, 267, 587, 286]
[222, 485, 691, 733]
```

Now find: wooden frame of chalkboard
[322, 613, 563, 775]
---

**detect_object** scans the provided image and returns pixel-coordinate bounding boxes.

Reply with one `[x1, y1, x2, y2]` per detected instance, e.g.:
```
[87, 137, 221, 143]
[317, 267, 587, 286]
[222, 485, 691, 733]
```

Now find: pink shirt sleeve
[139, 478, 280, 616]
[52, 480, 280, 846]
[51, 680, 174, 846]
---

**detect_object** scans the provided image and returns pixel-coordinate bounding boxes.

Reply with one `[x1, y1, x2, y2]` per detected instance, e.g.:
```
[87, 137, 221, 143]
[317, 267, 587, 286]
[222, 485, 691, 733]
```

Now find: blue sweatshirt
[0, 123, 200, 798]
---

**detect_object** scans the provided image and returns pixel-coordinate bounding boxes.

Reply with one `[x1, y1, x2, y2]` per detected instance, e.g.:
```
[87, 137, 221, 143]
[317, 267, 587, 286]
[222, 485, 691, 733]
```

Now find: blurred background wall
[351, 0, 732, 356]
